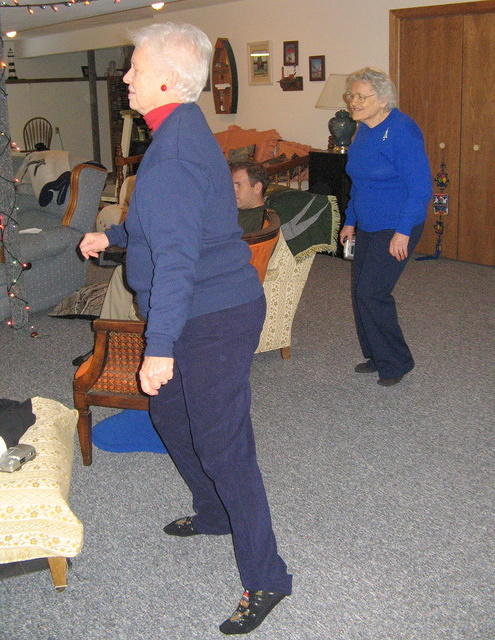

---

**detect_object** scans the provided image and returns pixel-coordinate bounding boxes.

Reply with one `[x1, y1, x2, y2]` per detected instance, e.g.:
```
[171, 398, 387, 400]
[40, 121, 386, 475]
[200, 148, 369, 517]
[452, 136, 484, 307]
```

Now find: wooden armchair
[73, 210, 280, 465]
[74, 319, 148, 465]
[114, 144, 144, 195]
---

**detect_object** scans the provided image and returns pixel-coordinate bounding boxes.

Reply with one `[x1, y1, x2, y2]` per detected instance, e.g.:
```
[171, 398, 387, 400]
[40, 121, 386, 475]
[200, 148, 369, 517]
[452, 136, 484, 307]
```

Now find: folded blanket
[265, 187, 340, 258]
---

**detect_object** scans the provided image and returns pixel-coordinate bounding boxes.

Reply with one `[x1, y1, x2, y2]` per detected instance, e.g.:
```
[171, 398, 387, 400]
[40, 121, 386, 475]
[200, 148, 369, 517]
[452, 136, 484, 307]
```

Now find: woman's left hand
[389, 232, 410, 261]
[139, 356, 175, 396]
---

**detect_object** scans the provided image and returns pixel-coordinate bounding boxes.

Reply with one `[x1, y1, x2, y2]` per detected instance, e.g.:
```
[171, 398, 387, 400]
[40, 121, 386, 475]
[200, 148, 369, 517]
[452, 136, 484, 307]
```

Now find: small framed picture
[247, 41, 272, 85]
[283, 41, 299, 66]
[309, 55, 325, 81]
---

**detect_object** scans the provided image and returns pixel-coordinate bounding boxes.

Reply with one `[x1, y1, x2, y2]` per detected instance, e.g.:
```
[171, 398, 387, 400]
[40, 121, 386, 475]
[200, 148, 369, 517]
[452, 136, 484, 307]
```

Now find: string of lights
[0, 51, 35, 333]
[0, 0, 111, 11]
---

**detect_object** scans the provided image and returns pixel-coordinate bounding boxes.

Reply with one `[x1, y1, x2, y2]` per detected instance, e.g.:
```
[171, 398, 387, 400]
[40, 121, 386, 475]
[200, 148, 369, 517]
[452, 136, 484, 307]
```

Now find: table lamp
[315, 74, 356, 153]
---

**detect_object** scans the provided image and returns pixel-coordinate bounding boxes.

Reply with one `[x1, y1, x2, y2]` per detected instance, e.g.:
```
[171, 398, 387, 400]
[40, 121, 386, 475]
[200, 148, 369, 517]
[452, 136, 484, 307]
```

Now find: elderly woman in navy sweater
[340, 67, 432, 387]
[79, 22, 290, 635]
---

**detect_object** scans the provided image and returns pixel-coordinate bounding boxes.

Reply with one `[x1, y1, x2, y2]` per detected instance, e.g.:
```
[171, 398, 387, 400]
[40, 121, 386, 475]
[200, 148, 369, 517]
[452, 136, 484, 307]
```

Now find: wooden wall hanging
[212, 38, 238, 114]
[278, 66, 303, 91]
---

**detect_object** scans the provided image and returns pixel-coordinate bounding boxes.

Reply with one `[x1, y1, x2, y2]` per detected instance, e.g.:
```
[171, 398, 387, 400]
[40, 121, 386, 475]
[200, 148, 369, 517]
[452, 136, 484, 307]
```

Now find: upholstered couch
[114, 125, 312, 194]
[0, 152, 107, 320]
[214, 124, 311, 165]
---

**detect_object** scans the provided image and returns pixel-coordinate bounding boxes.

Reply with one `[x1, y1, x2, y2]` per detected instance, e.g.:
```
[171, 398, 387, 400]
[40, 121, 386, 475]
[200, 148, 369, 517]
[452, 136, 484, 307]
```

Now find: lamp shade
[315, 73, 348, 110]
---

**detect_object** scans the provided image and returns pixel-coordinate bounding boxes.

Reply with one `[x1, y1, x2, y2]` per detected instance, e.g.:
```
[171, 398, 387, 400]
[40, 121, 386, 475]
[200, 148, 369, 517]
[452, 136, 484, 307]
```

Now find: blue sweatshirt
[105, 103, 262, 358]
[344, 108, 432, 235]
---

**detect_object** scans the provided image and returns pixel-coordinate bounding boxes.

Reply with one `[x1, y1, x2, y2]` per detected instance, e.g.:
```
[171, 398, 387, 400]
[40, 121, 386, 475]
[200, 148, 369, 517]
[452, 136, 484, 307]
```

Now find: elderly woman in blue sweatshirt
[340, 67, 432, 387]
[79, 22, 290, 635]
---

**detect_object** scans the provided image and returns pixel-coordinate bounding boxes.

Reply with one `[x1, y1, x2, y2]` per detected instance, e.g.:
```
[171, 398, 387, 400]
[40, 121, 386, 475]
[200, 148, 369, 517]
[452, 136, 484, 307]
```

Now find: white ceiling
[1, 0, 236, 38]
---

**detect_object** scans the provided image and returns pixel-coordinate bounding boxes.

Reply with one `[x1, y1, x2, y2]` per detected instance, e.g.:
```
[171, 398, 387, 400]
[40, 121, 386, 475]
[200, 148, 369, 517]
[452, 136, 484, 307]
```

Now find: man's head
[230, 162, 269, 210]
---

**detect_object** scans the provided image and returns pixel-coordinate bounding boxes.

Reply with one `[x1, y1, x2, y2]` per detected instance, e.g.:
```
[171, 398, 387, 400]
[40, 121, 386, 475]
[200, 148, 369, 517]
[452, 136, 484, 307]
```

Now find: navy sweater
[105, 103, 262, 358]
[344, 108, 432, 235]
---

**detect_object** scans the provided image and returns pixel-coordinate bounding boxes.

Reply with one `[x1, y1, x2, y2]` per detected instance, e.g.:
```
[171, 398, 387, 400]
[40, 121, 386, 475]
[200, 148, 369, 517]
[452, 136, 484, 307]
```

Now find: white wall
[9, 0, 478, 162]
[8, 48, 125, 168]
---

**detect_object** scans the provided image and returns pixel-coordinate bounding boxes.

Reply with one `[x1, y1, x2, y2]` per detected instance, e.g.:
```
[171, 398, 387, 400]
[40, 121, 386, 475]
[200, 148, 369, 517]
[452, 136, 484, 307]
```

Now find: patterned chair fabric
[0, 397, 83, 589]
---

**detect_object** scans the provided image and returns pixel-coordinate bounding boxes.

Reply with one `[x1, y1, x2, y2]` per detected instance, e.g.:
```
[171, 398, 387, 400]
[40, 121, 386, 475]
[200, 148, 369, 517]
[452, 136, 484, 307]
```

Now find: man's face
[232, 169, 264, 210]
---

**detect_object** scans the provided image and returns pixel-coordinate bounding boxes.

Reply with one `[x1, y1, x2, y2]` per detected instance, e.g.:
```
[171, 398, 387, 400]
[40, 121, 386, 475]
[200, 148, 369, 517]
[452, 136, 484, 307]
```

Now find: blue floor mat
[92, 409, 167, 453]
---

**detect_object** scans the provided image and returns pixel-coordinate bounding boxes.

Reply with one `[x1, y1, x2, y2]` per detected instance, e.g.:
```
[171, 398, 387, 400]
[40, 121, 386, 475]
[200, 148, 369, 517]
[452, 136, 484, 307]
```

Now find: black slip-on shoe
[354, 360, 377, 373]
[377, 375, 403, 387]
[72, 350, 93, 367]
[219, 590, 286, 635]
[163, 516, 201, 537]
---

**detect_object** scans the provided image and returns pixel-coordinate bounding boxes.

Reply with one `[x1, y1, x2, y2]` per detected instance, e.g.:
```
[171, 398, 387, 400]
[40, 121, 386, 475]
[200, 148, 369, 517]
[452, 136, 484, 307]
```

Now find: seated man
[102, 162, 269, 321]
[73, 162, 271, 364]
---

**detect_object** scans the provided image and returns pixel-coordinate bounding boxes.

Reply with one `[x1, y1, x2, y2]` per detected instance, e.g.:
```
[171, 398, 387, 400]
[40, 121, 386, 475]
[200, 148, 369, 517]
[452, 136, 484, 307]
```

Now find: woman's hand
[389, 232, 410, 261]
[79, 232, 110, 259]
[139, 356, 175, 396]
[340, 225, 355, 245]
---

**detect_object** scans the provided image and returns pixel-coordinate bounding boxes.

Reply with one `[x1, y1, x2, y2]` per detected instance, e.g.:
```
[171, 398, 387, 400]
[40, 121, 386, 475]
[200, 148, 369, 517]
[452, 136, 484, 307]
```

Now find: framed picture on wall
[247, 41, 272, 85]
[283, 41, 299, 66]
[309, 55, 325, 81]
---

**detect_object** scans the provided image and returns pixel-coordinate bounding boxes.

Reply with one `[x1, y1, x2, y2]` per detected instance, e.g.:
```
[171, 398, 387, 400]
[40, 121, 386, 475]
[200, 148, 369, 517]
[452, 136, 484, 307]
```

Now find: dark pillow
[228, 144, 256, 162]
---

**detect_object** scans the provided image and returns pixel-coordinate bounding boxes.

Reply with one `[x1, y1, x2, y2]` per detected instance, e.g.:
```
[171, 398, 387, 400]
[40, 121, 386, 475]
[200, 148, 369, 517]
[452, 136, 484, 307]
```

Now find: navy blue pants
[351, 224, 423, 379]
[150, 296, 292, 595]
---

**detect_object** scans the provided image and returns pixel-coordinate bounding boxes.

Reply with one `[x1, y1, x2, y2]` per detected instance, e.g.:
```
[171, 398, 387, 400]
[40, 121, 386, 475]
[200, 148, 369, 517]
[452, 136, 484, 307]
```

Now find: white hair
[130, 22, 212, 102]
[346, 67, 397, 110]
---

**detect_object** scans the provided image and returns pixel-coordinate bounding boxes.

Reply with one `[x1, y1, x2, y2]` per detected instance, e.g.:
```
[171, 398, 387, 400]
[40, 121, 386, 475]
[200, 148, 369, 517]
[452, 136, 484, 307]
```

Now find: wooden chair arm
[61, 163, 108, 227]
[242, 209, 280, 245]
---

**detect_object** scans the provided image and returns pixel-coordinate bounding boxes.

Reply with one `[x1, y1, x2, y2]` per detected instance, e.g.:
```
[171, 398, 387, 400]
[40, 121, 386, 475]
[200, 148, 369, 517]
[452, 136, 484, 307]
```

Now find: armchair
[0, 160, 108, 319]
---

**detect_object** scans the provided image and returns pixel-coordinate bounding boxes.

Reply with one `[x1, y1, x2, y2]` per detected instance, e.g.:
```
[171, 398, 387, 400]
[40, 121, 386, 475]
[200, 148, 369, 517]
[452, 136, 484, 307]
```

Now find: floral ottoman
[0, 397, 83, 590]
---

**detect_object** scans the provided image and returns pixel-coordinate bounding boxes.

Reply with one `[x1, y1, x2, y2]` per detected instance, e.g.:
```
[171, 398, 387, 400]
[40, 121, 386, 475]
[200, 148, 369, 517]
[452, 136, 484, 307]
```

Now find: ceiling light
[151, 2, 165, 9]
[6, 31, 17, 38]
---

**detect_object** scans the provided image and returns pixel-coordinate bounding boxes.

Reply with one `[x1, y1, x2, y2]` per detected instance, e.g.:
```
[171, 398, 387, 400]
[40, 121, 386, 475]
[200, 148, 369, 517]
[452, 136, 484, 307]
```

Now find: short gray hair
[130, 22, 212, 102]
[345, 67, 397, 110]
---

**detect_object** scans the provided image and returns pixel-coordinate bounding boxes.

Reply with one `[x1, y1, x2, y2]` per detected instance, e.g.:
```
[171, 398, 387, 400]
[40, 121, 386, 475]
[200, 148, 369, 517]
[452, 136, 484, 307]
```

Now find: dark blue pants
[150, 296, 292, 595]
[352, 224, 423, 379]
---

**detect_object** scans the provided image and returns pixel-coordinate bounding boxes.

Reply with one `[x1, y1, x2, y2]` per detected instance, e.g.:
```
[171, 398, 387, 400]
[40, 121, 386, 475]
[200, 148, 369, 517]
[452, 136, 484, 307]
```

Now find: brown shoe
[377, 375, 403, 387]
[354, 360, 377, 373]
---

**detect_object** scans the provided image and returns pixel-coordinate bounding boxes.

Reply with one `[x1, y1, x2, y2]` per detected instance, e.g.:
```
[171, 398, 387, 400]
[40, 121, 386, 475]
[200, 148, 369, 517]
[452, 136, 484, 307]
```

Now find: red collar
[144, 103, 181, 132]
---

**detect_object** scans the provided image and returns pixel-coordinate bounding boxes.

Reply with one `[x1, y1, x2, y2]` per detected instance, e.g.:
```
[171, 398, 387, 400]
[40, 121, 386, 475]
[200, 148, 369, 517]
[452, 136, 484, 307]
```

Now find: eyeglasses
[344, 92, 376, 104]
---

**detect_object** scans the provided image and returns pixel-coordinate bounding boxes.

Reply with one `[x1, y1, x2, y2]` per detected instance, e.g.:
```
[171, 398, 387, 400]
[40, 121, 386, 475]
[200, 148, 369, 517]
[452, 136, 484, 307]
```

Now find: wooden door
[390, 1, 495, 266]
[393, 14, 463, 259]
[458, 12, 495, 265]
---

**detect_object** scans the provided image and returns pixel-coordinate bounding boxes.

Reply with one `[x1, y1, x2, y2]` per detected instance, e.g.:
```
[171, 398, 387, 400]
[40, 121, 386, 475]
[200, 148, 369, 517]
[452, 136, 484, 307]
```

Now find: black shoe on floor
[219, 590, 286, 635]
[163, 516, 201, 537]
[377, 375, 403, 387]
[72, 350, 93, 367]
[354, 360, 377, 373]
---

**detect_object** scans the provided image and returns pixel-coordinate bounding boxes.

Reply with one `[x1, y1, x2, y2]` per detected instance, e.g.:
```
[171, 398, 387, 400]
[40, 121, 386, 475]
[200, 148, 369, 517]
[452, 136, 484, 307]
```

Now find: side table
[308, 150, 351, 217]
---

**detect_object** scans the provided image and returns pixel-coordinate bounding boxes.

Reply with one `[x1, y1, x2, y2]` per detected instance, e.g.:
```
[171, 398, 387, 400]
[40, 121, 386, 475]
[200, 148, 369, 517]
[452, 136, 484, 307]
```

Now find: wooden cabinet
[390, 2, 495, 266]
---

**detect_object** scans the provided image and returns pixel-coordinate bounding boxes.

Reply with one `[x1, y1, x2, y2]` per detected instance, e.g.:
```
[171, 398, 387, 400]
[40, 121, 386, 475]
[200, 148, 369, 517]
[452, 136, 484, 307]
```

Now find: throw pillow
[228, 144, 256, 163]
